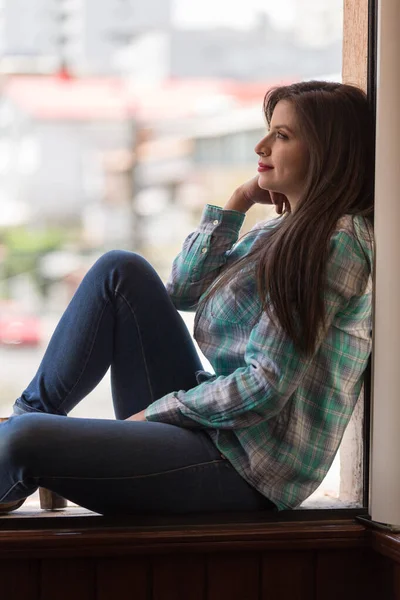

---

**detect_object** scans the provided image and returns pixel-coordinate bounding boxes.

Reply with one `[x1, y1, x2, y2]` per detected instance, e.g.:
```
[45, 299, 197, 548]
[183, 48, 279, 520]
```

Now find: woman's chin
[258, 174, 280, 194]
[257, 174, 271, 191]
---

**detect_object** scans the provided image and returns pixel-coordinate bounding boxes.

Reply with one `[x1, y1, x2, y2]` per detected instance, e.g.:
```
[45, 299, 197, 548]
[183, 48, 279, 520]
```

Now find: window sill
[0, 492, 370, 562]
[0, 513, 369, 559]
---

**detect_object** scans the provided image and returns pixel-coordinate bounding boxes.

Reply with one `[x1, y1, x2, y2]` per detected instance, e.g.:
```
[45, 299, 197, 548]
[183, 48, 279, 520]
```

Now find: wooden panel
[40, 558, 96, 600]
[152, 554, 205, 600]
[96, 557, 149, 600]
[342, 0, 369, 90]
[207, 553, 260, 600]
[393, 563, 400, 599]
[261, 551, 314, 600]
[316, 549, 385, 600]
[0, 560, 40, 600]
[375, 553, 395, 600]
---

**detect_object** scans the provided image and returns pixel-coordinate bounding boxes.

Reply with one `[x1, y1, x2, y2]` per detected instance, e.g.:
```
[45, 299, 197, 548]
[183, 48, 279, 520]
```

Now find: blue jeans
[0, 251, 274, 515]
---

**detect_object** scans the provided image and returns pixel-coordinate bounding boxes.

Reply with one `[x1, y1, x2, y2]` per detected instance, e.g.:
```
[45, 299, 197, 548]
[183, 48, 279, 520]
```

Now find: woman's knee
[91, 250, 165, 298]
[93, 250, 157, 282]
[0, 414, 43, 468]
[94, 250, 144, 272]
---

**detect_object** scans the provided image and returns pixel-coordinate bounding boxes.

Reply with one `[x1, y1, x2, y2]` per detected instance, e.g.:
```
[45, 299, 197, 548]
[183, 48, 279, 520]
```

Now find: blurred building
[292, 0, 343, 48]
[132, 81, 282, 277]
[0, 1, 341, 81]
[0, 0, 172, 75]
[121, 15, 341, 84]
[0, 73, 281, 275]
[0, 74, 136, 250]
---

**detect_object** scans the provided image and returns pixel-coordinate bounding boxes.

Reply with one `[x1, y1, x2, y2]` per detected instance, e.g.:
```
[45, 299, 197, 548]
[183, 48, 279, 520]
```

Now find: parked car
[0, 304, 41, 346]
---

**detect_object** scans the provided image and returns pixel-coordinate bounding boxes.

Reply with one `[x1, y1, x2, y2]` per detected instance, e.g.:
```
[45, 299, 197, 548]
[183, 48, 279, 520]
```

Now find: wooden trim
[342, 0, 369, 90]
[370, 531, 400, 565]
[0, 520, 368, 559]
[341, 0, 374, 511]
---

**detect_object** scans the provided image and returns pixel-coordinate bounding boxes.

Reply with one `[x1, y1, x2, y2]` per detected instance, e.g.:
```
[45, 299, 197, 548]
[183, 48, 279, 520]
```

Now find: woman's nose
[254, 136, 271, 156]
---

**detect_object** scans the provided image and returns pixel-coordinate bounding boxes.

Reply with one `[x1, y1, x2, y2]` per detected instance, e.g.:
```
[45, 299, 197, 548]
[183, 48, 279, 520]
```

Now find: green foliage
[2, 227, 65, 254]
[0, 227, 68, 298]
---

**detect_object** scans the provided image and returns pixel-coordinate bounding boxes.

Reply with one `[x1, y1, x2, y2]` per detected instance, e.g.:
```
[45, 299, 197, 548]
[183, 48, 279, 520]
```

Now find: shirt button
[213, 219, 219, 225]
[201, 247, 207, 254]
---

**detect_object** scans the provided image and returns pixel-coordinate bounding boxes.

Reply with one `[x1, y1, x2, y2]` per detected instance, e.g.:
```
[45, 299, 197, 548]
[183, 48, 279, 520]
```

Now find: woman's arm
[167, 179, 280, 311]
[166, 204, 246, 311]
[146, 226, 372, 429]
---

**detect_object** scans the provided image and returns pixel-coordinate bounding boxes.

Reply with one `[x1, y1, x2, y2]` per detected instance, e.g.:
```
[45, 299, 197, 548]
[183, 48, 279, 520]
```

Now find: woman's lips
[258, 163, 273, 172]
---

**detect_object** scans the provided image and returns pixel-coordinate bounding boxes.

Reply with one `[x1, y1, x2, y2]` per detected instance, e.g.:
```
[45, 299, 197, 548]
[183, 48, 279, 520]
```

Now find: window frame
[5, 0, 376, 527]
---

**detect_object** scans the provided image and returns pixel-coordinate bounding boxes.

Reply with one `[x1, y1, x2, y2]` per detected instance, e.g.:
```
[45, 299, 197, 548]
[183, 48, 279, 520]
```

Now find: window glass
[0, 0, 355, 511]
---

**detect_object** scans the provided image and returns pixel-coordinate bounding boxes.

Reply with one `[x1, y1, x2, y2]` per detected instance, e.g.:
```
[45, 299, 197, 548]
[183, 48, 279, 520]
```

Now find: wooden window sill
[0, 516, 368, 558]
[370, 529, 400, 565]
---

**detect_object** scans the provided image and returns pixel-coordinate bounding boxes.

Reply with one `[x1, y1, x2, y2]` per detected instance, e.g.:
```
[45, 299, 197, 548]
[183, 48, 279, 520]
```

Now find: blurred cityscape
[0, 0, 342, 411]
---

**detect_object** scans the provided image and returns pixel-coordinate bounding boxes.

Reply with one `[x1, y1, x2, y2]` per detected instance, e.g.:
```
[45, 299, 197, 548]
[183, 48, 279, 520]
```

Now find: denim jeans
[0, 251, 274, 515]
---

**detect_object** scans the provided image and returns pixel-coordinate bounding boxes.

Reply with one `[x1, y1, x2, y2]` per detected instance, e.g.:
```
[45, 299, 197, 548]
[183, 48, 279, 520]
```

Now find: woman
[0, 80, 374, 515]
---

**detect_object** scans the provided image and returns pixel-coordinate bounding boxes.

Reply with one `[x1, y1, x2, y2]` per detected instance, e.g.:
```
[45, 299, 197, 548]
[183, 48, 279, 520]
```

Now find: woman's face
[255, 100, 309, 208]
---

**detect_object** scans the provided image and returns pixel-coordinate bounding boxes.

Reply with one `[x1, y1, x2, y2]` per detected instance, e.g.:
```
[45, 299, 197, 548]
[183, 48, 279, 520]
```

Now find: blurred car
[0, 310, 42, 347]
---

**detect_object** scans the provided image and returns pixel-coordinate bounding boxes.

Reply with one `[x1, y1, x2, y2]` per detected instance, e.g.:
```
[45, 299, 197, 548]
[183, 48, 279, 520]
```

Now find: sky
[172, 0, 296, 31]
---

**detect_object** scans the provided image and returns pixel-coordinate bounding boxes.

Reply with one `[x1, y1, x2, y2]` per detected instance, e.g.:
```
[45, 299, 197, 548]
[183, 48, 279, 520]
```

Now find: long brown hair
[203, 81, 374, 356]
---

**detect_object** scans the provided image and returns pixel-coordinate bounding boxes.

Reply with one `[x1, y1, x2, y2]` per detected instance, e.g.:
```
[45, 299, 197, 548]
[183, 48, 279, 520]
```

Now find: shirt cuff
[198, 204, 246, 235]
[145, 393, 196, 428]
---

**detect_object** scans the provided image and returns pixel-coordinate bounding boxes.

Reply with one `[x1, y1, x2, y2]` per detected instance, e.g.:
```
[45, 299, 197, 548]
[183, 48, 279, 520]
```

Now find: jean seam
[0, 479, 25, 502]
[58, 299, 111, 414]
[39, 459, 226, 483]
[0, 461, 227, 501]
[114, 289, 154, 403]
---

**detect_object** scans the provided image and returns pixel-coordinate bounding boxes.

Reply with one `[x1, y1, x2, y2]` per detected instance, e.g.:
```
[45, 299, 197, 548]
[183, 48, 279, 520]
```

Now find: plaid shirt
[145, 204, 374, 510]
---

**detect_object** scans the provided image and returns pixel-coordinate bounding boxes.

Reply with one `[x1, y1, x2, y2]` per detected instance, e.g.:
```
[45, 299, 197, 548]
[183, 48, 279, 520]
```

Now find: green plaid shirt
[145, 205, 374, 510]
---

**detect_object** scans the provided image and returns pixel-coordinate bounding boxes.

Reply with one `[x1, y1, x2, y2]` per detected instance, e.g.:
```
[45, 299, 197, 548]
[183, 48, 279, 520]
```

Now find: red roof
[2, 74, 292, 121]
[3, 75, 132, 120]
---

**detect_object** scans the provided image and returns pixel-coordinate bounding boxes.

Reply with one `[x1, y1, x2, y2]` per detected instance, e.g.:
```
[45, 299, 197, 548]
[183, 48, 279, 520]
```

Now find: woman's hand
[270, 191, 291, 215]
[126, 409, 147, 422]
[224, 176, 290, 215]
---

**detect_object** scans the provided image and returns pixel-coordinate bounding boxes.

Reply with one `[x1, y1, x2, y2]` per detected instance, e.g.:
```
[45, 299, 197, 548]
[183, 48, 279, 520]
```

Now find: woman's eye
[277, 131, 288, 140]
